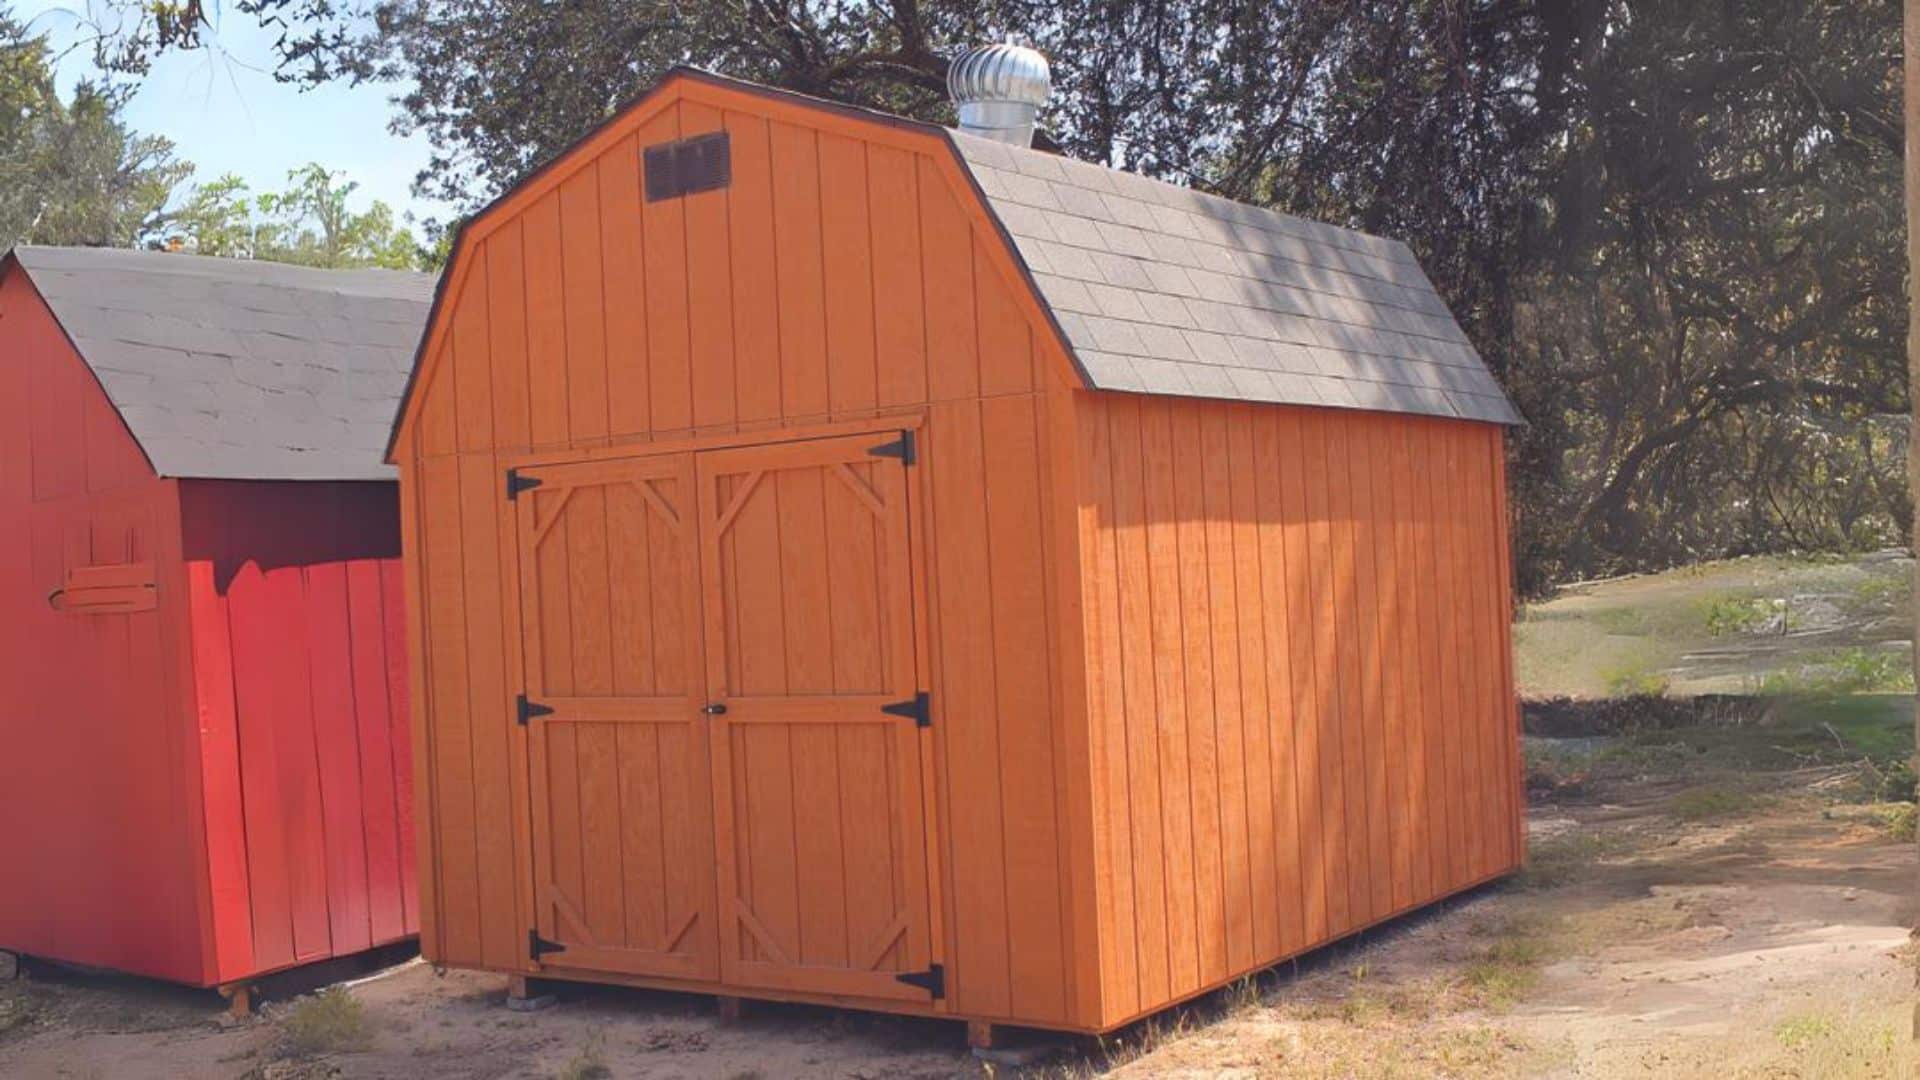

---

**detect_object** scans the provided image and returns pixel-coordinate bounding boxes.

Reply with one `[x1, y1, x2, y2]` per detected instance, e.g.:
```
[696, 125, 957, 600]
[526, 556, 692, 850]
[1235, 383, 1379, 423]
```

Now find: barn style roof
[8, 245, 431, 481]
[949, 131, 1520, 424]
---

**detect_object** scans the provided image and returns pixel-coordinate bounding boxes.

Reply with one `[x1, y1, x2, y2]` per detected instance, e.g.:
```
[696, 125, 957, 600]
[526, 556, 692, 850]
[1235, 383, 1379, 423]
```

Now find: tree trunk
[1905, 0, 1920, 1024]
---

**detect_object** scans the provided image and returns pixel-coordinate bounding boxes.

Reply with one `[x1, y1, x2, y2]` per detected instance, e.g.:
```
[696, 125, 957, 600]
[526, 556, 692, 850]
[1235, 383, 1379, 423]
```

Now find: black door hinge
[881, 691, 931, 728]
[895, 964, 945, 999]
[506, 469, 542, 500]
[867, 430, 916, 466]
[529, 930, 565, 960]
[516, 694, 555, 726]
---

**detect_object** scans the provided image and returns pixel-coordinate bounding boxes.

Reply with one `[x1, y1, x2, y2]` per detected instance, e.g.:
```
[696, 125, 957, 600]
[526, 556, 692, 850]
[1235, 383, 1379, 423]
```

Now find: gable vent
[643, 131, 732, 202]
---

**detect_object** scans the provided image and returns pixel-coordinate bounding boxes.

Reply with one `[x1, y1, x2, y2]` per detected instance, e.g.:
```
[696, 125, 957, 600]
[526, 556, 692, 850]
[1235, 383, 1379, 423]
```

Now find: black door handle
[702, 703, 729, 715]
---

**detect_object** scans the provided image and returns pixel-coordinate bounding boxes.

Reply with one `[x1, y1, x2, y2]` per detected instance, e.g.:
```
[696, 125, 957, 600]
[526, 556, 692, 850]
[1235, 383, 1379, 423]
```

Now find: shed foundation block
[505, 975, 557, 1012]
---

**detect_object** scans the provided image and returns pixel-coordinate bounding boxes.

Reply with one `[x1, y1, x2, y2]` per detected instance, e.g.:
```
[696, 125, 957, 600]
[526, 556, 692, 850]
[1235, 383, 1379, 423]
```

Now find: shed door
[514, 454, 718, 980]
[695, 433, 934, 1001]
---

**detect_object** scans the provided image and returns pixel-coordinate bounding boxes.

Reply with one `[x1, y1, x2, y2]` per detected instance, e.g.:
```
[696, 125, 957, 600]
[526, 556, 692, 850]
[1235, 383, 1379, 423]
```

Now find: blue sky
[17, 1, 451, 225]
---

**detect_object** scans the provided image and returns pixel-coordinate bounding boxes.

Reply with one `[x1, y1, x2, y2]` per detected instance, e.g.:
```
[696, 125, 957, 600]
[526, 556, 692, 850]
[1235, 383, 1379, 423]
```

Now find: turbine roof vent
[947, 41, 1051, 147]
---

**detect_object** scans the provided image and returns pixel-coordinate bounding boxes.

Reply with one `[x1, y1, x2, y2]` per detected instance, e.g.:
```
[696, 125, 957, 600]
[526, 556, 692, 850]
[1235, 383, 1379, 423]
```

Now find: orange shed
[0, 247, 424, 996]
[387, 65, 1524, 1037]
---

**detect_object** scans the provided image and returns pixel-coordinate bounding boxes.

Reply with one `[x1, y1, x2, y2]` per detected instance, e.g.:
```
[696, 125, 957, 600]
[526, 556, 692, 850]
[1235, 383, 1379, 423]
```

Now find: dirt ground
[3, 707, 1914, 1079]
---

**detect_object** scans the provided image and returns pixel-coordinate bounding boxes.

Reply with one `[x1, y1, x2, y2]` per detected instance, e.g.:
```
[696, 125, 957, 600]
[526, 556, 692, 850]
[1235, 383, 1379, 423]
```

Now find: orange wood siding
[1071, 391, 1521, 1028]
[393, 71, 1522, 1034]
[395, 78, 1087, 1025]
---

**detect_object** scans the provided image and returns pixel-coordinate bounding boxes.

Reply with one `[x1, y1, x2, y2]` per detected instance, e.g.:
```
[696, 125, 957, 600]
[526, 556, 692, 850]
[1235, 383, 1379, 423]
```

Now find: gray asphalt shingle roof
[950, 131, 1520, 424]
[9, 245, 431, 480]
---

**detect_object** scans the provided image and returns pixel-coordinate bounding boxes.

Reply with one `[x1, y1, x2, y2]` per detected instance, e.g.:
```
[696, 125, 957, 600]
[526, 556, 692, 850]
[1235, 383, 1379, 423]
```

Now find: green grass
[1532, 693, 1915, 811]
[1459, 939, 1549, 1007]
[1768, 694, 1915, 764]
[1700, 593, 1779, 637]
[1751, 647, 1916, 696]
[1759, 1004, 1916, 1076]
[1598, 695, 1913, 776]
[1873, 802, 1916, 842]
[1666, 785, 1768, 821]
[1774, 1013, 1836, 1050]
[1516, 554, 1912, 699]
[1845, 572, 1910, 614]
[1455, 913, 1558, 1009]
[1600, 660, 1670, 697]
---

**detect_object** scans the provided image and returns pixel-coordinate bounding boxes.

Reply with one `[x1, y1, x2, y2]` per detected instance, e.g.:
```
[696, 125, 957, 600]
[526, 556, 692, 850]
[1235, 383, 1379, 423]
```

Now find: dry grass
[1251, 1019, 1530, 1078]
[551, 1031, 612, 1080]
[1452, 911, 1562, 1010]
[0, 983, 36, 1039]
[1746, 1002, 1917, 1078]
[276, 987, 372, 1059]
[1513, 828, 1633, 890]
[1556, 894, 1701, 954]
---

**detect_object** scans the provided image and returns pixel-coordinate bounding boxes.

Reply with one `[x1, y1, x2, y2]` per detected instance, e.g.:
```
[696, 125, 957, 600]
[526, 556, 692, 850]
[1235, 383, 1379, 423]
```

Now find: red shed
[0, 246, 427, 992]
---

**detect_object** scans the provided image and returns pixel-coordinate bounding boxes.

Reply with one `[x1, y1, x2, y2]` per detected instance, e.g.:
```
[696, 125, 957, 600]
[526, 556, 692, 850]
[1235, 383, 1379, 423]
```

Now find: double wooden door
[511, 431, 934, 1001]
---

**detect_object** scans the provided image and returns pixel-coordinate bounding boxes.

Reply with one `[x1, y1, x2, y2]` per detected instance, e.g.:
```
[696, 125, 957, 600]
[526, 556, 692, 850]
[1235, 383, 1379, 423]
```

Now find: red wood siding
[178, 480, 418, 982]
[1072, 391, 1522, 1027]
[0, 264, 418, 988]
[0, 268, 206, 982]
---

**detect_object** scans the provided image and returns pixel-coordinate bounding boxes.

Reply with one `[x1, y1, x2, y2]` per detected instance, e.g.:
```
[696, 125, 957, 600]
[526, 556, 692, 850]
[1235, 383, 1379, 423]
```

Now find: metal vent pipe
[947, 42, 1051, 147]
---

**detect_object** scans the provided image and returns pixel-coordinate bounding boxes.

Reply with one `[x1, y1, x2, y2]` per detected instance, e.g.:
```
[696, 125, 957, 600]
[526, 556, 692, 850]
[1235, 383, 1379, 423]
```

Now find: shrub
[1753, 648, 1915, 696]
[1601, 661, 1670, 698]
[1875, 803, 1916, 843]
[1667, 785, 1764, 821]
[1702, 594, 1778, 637]
[277, 988, 371, 1059]
[555, 1042, 612, 1080]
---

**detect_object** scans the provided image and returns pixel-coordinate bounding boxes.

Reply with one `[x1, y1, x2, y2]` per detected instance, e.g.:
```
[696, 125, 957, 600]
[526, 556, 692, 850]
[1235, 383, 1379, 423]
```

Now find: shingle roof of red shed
[8, 245, 432, 480]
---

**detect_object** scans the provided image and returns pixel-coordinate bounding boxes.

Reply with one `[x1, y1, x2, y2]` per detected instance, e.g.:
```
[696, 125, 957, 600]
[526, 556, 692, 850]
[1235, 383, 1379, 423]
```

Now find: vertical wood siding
[177, 480, 417, 982]
[397, 82, 1083, 1023]
[1074, 392, 1520, 1027]
[0, 267, 419, 987]
[396, 73, 1520, 1032]
[0, 271, 203, 982]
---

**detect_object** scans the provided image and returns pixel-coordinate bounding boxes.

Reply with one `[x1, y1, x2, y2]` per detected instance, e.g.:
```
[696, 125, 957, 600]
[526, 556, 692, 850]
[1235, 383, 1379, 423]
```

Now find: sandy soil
[1109, 772, 1916, 1078]
[2, 766, 1913, 1078]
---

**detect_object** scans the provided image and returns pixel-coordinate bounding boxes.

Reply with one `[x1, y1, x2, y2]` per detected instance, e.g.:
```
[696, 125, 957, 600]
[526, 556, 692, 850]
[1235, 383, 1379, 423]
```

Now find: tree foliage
[0, 8, 189, 247]
[162, 163, 432, 269]
[97, 0, 1913, 592]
